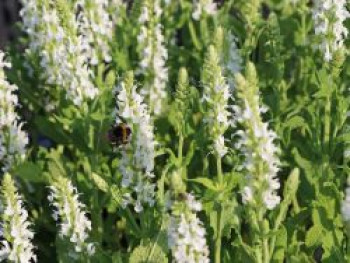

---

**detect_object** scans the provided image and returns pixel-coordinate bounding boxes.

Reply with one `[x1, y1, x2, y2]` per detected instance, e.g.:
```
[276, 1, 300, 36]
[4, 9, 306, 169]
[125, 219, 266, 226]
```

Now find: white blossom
[137, 0, 168, 115]
[75, 0, 114, 65]
[0, 51, 28, 172]
[19, 0, 98, 106]
[192, 0, 217, 20]
[168, 193, 209, 263]
[48, 178, 94, 256]
[233, 63, 281, 210]
[115, 73, 156, 212]
[0, 174, 36, 262]
[312, 0, 350, 62]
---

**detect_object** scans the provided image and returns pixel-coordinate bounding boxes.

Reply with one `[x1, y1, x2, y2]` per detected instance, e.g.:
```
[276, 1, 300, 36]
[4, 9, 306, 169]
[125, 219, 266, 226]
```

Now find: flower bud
[170, 170, 186, 195]
[283, 168, 300, 200]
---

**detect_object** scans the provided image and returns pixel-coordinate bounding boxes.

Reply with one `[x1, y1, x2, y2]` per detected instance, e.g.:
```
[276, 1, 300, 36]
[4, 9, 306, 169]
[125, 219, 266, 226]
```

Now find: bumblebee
[108, 123, 132, 147]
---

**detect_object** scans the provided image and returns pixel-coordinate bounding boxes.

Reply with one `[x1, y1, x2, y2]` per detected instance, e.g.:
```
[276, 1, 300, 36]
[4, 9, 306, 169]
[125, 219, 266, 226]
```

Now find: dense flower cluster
[192, 0, 217, 20]
[202, 46, 231, 157]
[20, 0, 98, 106]
[312, 0, 350, 62]
[233, 62, 281, 210]
[115, 72, 156, 213]
[48, 177, 95, 257]
[75, 0, 113, 65]
[168, 193, 209, 263]
[137, 0, 168, 115]
[0, 174, 36, 262]
[0, 51, 28, 172]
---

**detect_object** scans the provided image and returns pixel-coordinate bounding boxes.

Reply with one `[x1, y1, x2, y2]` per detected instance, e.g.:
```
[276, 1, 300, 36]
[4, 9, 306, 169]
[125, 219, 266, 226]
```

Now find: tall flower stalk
[202, 45, 231, 159]
[312, 0, 350, 62]
[114, 72, 156, 213]
[0, 173, 36, 262]
[48, 177, 95, 258]
[201, 45, 231, 262]
[0, 51, 28, 172]
[233, 62, 280, 262]
[233, 62, 280, 210]
[342, 175, 350, 259]
[20, 0, 98, 107]
[136, 0, 168, 116]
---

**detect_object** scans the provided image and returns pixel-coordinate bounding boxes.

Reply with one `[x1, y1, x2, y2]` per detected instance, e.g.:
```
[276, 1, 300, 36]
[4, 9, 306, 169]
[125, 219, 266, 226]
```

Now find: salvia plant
[1, 0, 350, 262]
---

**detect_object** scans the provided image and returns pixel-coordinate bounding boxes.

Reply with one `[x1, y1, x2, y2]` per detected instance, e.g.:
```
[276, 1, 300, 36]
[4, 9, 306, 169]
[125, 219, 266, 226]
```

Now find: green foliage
[129, 241, 168, 263]
[1, 0, 350, 262]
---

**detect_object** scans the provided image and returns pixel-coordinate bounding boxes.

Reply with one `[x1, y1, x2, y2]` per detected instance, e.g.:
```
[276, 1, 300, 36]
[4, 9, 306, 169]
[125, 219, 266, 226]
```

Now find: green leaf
[183, 141, 196, 166]
[271, 226, 287, 263]
[305, 225, 323, 248]
[110, 184, 122, 205]
[283, 116, 308, 131]
[129, 241, 167, 263]
[188, 177, 218, 191]
[14, 162, 45, 183]
[91, 172, 108, 192]
[35, 116, 70, 144]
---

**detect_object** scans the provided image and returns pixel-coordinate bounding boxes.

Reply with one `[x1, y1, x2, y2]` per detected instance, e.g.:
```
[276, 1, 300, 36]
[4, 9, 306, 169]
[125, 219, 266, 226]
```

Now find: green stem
[347, 238, 350, 262]
[346, 233, 350, 262]
[125, 207, 141, 235]
[215, 208, 223, 263]
[269, 202, 288, 257]
[301, 6, 307, 46]
[215, 156, 223, 263]
[250, 210, 263, 263]
[259, 215, 270, 263]
[91, 191, 103, 242]
[178, 135, 184, 166]
[217, 155, 223, 184]
[263, 238, 269, 263]
[324, 94, 331, 154]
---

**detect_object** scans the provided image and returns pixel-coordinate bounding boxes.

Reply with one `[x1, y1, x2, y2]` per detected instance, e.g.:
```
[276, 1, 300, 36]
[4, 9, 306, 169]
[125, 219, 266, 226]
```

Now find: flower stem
[347, 235, 350, 260]
[217, 155, 223, 184]
[215, 156, 223, 263]
[259, 214, 270, 263]
[215, 208, 223, 263]
[324, 94, 331, 154]
[178, 135, 184, 166]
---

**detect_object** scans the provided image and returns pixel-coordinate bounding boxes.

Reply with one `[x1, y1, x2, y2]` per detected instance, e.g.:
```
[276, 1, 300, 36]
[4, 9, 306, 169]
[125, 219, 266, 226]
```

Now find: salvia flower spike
[75, 0, 114, 65]
[202, 45, 231, 158]
[48, 177, 95, 257]
[168, 193, 210, 263]
[312, 0, 350, 62]
[137, 0, 168, 115]
[233, 62, 281, 210]
[0, 51, 28, 172]
[114, 72, 156, 213]
[0, 173, 36, 263]
[20, 0, 98, 106]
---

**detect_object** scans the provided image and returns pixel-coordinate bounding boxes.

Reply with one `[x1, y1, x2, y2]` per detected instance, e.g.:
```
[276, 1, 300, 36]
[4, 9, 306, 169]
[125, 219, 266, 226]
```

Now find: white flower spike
[0, 50, 28, 172]
[0, 174, 36, 263]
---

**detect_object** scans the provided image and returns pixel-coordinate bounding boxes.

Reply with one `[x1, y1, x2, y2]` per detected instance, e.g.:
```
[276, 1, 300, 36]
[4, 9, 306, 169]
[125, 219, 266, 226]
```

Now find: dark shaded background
[0, 0, 20, 48]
